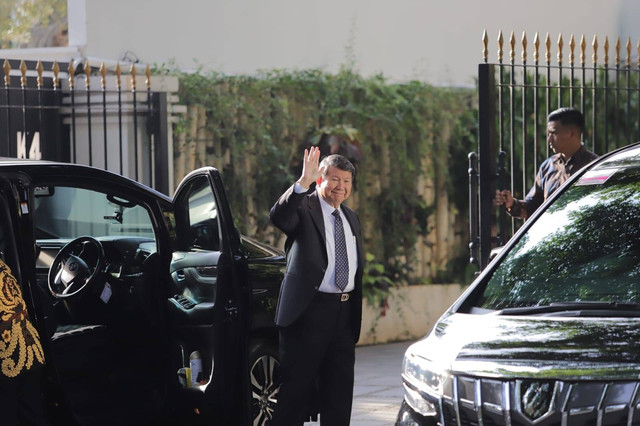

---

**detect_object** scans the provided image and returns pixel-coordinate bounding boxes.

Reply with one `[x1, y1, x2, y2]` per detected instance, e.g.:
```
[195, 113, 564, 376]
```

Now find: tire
[249, 342, 281, 426]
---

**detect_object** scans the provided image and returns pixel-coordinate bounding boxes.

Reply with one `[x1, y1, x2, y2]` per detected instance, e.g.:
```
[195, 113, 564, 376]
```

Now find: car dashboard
[35, 236, 162, 332]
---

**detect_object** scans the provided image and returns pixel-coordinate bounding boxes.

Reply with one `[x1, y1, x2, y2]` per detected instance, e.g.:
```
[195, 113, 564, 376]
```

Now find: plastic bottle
[189, 350, 203, 387]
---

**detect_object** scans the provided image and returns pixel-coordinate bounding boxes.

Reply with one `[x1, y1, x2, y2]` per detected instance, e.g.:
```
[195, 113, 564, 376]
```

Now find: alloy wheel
[250, 353, 280, 426]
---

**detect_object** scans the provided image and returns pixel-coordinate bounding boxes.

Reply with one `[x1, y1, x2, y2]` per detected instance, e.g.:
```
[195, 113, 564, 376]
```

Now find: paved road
[307, 340, 414, 425]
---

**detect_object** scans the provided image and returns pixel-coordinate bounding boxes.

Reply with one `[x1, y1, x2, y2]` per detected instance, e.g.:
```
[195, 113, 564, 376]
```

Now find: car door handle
[176, 270, 185, 280]
[196, 266, 217, 277]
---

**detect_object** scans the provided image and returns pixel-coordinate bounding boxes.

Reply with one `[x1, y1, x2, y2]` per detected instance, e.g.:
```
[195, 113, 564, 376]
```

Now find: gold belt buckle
[340, 293, 350, 302]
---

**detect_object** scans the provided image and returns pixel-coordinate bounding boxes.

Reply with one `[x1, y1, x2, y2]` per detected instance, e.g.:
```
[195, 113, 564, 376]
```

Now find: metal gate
[0, 59, 171, 194]
[470, 30, 640, 269]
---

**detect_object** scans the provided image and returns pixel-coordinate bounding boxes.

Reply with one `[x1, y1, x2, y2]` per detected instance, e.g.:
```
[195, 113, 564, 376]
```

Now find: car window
[241, 236, 282, 259]
[34, 186, 155, 240]
[186, 176, 220, 251]
[477, 165, 640, 310]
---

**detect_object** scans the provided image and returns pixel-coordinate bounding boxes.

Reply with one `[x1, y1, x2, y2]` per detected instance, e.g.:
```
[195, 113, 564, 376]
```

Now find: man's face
[319, 166, 352, 208]
[547, 120, 579, 156]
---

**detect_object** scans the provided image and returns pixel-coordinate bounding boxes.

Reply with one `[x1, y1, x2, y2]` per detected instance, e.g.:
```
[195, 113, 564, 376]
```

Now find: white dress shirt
[293, 182, 357, 293]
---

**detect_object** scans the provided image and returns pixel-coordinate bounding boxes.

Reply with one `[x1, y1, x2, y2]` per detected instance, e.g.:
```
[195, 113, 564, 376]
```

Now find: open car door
[169, 167, 250, 424]
[17, 170, 174, 426]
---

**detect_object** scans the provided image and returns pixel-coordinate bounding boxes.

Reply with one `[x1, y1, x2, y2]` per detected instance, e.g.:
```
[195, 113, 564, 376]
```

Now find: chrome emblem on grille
[521, 381, 553, 421]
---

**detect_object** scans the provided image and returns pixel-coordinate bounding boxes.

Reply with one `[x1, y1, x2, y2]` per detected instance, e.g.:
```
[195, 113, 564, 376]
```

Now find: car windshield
[477, 148, 640, 310]
[34, 186, 155, 240]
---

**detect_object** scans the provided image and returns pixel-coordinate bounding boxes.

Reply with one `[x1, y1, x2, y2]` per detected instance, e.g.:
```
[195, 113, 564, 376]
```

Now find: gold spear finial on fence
[52, 61, 60, 89]
[3, 59, 9, 87]
[521, 32, 527, 63]
[557, 34, 563, 64]
[84, 61, 91, 88]
[482, 29, 488, 62]
[145, 64, 151, 90]
[100, 62, 106, 90]
[497, 30, 504, 63]
[627, 37, 632, 67]
[604, 36, 609, 66]
[509, 31, 515, 64]
[20, 60, 27, 88]
[580, 35, 586, 65]
[68, 61, 75, 89]
[533, 32, 540, 64]
[36, 60, 43, 88]
[130, 64, 137, 90]
[115, 62, 121, 90]
[569, 34, 575, 65]
[592, 35, 598, 65]
[615, 36, 621, 66]
[545, 33, 551, 64]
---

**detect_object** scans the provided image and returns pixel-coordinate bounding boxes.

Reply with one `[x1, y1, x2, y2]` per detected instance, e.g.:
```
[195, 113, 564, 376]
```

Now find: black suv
[0, 159, 284, 425]
[398, 142, 640, 426]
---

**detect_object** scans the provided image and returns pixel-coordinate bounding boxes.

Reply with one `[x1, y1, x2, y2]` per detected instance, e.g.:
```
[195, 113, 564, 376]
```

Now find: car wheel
[249, 342, 280, 426]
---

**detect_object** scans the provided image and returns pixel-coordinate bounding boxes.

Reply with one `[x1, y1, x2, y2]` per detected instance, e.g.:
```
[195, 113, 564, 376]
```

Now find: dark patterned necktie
[332, 209, 349, 291]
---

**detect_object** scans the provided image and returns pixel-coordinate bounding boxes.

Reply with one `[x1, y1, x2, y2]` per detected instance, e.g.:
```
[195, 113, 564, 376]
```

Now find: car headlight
[401, 348, 450, 417]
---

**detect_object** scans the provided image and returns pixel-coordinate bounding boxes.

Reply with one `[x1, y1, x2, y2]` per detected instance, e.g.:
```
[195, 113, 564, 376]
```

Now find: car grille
[437, 375, 639, 425]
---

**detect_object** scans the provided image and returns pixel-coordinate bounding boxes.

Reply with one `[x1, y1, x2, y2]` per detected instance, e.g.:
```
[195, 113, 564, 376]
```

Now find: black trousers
[271, 295, 356, 426]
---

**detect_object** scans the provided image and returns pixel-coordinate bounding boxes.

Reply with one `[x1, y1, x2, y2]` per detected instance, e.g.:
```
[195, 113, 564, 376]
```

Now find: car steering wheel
[48, 236, 106, 299]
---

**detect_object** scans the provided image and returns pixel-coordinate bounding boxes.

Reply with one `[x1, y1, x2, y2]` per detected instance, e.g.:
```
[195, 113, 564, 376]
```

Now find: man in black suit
[269, 147, 364, 426]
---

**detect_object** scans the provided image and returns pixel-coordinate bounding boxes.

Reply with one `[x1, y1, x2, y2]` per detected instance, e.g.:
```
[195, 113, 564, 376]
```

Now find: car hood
[414, 312, 640, 380]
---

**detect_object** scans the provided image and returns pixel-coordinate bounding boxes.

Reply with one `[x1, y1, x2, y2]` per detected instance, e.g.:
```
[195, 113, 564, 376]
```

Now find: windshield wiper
[497, 301, 640, 316]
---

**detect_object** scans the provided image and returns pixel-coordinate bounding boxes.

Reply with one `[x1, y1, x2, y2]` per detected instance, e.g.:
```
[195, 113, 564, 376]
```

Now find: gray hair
[320, 155, 356, 179]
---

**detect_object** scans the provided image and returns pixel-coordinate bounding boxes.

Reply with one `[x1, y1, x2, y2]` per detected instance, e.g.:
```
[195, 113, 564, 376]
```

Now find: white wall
[69, 0, 640, 86]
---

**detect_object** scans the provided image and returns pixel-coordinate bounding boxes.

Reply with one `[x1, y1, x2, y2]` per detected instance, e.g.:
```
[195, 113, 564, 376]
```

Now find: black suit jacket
[270, 184, 364, 342]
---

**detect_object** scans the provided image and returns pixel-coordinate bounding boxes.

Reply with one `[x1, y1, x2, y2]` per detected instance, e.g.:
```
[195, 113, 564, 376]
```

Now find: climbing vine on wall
[161, 65, 477, 286]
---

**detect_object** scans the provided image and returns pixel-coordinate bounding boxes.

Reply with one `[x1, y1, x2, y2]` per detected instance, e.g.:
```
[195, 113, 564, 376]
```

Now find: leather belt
[315, 292, 352, 302]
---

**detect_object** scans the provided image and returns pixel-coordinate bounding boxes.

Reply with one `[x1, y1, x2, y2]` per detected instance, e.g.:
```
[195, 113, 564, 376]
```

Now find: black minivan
[398, 142, 640, 426]
[0, 159, 284, 425]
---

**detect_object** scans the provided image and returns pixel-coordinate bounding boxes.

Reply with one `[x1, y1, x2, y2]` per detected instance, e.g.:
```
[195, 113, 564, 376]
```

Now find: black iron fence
[471, 30, 640, 269]
[1, 59, 170, 194]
